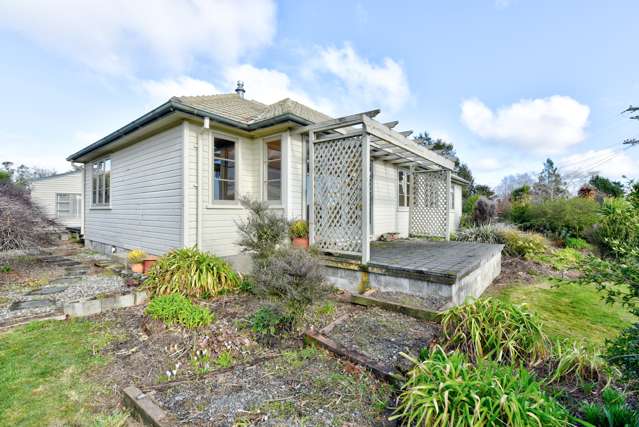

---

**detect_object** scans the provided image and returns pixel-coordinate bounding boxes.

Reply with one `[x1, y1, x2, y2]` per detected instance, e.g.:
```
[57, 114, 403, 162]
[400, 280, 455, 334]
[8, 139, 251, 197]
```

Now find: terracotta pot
[292, 237, 309, 249]
[143, 257, 158, 274]
[131, 263, 144, 274]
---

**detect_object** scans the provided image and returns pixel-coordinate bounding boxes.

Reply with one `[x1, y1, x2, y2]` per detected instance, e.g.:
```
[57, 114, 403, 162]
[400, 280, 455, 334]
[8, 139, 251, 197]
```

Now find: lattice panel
[313, 136, 363, 254]
[410, 170, 450, 238]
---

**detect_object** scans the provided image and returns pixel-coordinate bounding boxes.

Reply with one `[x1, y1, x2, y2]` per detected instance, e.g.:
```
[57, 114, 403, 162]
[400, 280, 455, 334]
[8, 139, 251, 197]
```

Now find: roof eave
[66, 100, 313, 162]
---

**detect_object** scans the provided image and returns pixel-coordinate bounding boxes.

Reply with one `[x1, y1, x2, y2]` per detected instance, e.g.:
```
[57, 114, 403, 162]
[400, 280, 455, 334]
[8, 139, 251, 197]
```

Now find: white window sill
[397, 207, 409, 212]
[90, 206, 112, 210]
[206, 203, 243, 210]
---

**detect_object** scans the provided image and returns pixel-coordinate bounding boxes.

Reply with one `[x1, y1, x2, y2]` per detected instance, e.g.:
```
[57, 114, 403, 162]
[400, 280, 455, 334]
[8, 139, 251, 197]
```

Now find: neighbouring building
[30, 170, 83, 229]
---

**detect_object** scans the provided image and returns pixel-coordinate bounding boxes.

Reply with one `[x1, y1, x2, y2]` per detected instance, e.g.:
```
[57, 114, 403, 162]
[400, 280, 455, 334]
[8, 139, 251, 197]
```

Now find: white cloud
[140, 76, 219, 102]
[0, 0, 276, 76]
[558, 148, 639, 180]
[461, 96, 590, 153]
[305, 44, 410, 115]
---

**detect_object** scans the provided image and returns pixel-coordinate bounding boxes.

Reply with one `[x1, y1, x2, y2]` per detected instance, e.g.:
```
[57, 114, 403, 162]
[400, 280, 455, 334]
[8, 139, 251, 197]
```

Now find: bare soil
[90, 294, 394, 426]
[327, 306, 441, 373]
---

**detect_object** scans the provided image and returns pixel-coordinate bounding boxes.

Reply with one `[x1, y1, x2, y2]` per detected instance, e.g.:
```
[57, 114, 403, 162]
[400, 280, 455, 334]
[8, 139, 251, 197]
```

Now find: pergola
[297, 110, 457, 264]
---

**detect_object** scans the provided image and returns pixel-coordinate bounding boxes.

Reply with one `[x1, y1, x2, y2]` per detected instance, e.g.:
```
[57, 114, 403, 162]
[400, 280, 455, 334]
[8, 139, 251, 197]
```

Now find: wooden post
[361, 125, 371, 264]
[408, 165, 415, 236]
[308, 131, 316, 246]
[446, 170, 452, 241]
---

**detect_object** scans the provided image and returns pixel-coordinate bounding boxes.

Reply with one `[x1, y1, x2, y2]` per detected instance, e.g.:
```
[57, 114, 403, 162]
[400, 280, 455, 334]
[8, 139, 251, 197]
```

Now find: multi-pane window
[56, 193, 81, 218]
[450, 186, 455, 209]
[213, 138, 236, 200]
[91, 159, 111, 206]
[264, 139, 281, 202]
[398, 169, 411, 207]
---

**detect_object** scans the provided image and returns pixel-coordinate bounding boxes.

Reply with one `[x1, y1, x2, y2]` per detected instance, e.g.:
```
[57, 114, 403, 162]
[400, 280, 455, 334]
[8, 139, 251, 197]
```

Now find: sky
[1, 0, 638, 188]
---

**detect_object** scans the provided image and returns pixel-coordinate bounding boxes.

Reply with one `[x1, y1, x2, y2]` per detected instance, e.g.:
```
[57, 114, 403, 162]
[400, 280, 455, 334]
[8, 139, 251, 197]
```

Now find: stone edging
[122, 385, 175, 427]
[63, 290, 148, 317]
[348, 293, 443, 322]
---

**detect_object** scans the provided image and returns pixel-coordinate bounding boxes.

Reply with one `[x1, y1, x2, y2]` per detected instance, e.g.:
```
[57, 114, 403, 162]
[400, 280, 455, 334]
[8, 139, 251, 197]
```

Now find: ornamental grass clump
[441, 298, 549, 365]
[145, 294, 214, 329]
[144, 247, 240, 298]
[391, 346, 570, 427]
[545, 340, 617, 388]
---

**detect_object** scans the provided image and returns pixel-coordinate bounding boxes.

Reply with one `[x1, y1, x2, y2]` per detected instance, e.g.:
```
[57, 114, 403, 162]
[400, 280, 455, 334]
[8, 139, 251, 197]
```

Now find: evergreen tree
[589, 175, 624, 198]
[533, 158, 568, 200]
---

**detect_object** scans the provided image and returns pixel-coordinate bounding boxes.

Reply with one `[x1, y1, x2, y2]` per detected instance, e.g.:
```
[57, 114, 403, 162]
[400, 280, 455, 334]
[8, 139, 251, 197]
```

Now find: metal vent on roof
[235, 81, 245, 98]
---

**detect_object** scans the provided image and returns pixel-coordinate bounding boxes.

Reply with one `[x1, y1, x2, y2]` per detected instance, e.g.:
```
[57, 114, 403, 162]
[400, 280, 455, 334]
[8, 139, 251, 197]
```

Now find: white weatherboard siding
[397, 210, 409, 237]
[372, 160, 398, 239]
[84, 125, 184, 255]
[289, 133, 305, 220]
[31, 171, 83, 228]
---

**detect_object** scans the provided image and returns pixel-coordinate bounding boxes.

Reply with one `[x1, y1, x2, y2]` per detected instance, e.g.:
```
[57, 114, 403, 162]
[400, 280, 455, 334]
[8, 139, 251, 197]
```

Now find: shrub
[462, 194, 480, 215]
[127, 249, 146, 264]
[441, 298, 548, 365]
[253, 247, 328, 310]
[145, 294, 214, 329]
[593, 198, 639, 258]
[248, 305, 293, 336]
[565, 237, 591, 250]
[512, 197, 599, 240]
[500, 228, 549, 258]
[545, 341, 615, 387]
[454, 224, 550, 258]
[289, 219, 308, 239]
[391, 346, 570, 427]
[580, 388, 639, 427]
[606, 323, 639, 391]
[473, 196, 496, 225]
[144, 247, 240, 298]
[236, 197, 288, 262]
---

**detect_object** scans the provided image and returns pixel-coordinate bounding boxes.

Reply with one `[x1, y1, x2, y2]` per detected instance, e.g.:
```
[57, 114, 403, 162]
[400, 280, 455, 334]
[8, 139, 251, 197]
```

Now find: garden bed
[87, 294, 395, 425]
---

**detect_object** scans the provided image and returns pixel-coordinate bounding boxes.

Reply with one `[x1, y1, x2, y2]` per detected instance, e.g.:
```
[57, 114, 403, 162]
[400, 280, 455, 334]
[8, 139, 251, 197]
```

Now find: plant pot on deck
[130, 263, 144, 274]
[292, 237, 309, 249]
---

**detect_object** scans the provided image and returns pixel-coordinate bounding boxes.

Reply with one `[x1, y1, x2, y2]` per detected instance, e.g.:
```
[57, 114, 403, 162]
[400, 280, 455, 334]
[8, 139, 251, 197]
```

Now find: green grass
[491, 280, 635, 346]
[0, 319, 126, 426]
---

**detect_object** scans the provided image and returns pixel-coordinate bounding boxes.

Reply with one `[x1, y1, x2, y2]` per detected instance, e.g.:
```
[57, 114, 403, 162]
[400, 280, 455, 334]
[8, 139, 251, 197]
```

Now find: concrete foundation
[322, 248, 501, 306]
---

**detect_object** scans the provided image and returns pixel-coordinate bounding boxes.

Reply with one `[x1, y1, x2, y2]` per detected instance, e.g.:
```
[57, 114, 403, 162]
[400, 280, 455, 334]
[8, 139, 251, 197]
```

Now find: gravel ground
[328, 306, 441, 373]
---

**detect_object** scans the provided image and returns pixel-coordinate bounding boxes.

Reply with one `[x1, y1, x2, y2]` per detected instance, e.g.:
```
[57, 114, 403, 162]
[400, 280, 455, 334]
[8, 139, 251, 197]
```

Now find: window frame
[211, 135, 238, 204]
[56, 193, 82, 218]
[91, 158, 111, 208]
[262, 137, 282, 204]
[398, 169, 411, 209]
[450, 185, 455, 210]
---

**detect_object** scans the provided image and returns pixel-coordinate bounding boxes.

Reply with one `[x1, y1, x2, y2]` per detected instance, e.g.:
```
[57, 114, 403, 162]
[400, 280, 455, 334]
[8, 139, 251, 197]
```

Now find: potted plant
[289, 219, 309, 249]
[127, 249, 146, 274]
[143, 255, 158, 274]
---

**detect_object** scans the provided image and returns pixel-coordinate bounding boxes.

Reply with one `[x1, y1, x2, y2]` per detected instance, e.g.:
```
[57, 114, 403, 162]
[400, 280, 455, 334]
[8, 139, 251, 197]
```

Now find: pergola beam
[399, 130, 413, 137]
[292, 109, 380, 135]
[383, 121, 399, 129]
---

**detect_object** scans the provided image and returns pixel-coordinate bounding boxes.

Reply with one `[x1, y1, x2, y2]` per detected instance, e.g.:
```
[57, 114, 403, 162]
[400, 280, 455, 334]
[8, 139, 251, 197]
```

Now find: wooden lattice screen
[313, 135, 363, 254]
[410, 170, 451, 238]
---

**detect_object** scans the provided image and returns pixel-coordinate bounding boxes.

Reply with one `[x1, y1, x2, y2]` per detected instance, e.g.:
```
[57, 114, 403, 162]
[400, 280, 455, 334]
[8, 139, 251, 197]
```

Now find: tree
[533, 159, 568, 201]
[414, 132, 456, 159]
[1, 161, 56, 188]
[495, 173, 536, 199]
[474, 185, 495, 198]
[589, 175, 624, 198]
[510, 184, 531, 203]
[456, 163, 475, 198]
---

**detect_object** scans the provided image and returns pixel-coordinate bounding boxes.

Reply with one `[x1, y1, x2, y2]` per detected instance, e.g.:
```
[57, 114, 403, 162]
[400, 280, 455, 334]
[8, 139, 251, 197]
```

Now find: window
[56, 193, 81, 218]
[91, 159, 111, 206]
[213, 138, 236, 200]
[450, 186, 455, 210]
[398, 169, 411, 207]
[264, 138, 281, 202]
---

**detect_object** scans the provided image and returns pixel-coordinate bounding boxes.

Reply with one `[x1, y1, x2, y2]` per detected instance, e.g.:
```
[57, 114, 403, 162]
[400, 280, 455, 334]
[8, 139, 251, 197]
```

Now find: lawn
[0, 319, 128, 427]
[490, 280, 635, 346]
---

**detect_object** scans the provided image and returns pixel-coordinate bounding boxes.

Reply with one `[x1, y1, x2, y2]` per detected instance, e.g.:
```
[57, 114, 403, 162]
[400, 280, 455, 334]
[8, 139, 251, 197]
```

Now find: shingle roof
[173, 93, 332, 125]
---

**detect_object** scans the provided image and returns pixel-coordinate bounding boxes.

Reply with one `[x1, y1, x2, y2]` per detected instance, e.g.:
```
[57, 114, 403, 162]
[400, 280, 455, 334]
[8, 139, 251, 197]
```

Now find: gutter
[67, 100, 313, 162]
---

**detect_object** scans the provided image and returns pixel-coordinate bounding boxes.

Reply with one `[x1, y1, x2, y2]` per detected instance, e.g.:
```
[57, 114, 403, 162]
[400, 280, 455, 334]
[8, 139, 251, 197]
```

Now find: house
[66, 83, 468, 271]
[30, 170, 83, 229]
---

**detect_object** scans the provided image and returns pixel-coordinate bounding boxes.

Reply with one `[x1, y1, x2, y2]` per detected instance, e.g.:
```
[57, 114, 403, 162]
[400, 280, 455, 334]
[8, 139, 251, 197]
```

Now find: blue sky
[1, 0, 638, 188]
